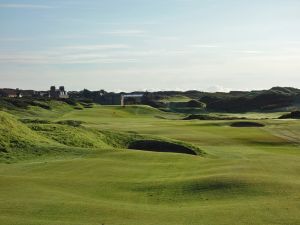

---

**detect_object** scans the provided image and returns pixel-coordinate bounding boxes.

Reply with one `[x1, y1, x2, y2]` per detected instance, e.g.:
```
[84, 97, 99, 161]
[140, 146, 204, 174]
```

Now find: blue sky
[1, 0, 300, 91]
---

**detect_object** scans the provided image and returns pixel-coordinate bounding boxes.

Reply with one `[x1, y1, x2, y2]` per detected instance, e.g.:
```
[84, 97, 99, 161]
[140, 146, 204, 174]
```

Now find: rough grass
[28, 123, 203, 155]
[0, 111, 52, 151]
[0, 109, 202, 160]
[56, 120, 83, 127]
[28, 123, 110, 149]
[0, 111, 103, 162]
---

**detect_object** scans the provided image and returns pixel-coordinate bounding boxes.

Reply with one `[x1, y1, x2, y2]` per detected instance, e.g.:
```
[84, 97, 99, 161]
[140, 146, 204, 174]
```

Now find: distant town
[0, 86, 70, 99]
[0, 86, 145, 106]
[0, 86, 300, 111]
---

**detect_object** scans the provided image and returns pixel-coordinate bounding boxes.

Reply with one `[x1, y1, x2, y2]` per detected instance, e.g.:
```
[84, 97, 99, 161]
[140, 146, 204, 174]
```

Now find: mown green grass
[0, 103, 300, 225]
[159, 95, 192, 103]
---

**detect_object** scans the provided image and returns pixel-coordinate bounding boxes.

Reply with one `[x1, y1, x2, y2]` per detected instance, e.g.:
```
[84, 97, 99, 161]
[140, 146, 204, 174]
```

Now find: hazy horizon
[1, 0, 300, 92]
[1, 84, 299, 94]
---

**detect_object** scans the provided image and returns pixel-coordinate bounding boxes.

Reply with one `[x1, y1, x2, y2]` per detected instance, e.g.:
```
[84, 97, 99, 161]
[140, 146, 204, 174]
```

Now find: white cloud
[0, 52, 138, 64]
[0, 45, 208, 65]
[0, 43, 133, 64]
[0, 44, 136, 64]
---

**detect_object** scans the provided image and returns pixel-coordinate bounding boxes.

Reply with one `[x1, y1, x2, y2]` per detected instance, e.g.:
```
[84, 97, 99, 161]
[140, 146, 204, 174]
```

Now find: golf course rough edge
[0, 111, 204, 162]
[0, 111, 52, 152]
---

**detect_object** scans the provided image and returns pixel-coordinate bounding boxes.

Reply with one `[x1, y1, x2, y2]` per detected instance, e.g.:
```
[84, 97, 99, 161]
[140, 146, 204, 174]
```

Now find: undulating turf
[0, 103, 299, 225]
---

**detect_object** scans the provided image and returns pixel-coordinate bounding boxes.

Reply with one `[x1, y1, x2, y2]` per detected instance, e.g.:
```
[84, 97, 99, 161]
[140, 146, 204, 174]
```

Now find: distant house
[19, 90, 35, 98]
[49, 86, 69, 99]
[0, 89, 18, 98]
[121, 94, 144, 106]
[37, 91, 50, 98]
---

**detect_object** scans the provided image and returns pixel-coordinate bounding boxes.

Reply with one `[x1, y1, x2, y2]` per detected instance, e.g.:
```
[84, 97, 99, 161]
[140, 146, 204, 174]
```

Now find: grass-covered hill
[0, 111, 52, 154]
[143, 87, 300, 112]
[200, 87, 300, 112]
[279, 110, 300, 119]
[0, 99, 300, 225]
[0, 104, 203, 163]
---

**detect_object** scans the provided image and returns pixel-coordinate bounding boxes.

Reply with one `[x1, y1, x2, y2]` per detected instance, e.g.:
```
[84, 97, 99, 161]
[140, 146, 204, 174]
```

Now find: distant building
[37, 91, 50, 98]
[19, 90, 35, 98]
[121, 94, 144, 106]
[49, 86, 69, 99]
[0, 89, 18, 98]
[15, 89, 22, 98]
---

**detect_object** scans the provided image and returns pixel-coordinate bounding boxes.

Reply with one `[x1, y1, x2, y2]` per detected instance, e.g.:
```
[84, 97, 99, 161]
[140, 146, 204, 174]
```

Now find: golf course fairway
[0, 105, 299, 225]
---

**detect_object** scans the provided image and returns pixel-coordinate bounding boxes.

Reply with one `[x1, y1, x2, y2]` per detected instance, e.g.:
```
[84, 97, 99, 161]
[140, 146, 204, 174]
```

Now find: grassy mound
[230, 121, 265, 127]
[0, 98, 51, 110]
[28, 123, 110, 149]
[1, 104, 204, 161]
[121, 105, 165, 116]
[0, 111, 112, 161]
[0, 98, 78, 120]
[128, 140, 198, 155]
[0, 111, 56, 162]
[22, 120, 204, 156]
[0, 111, 52, 151]
[279, 111, 300, 119]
